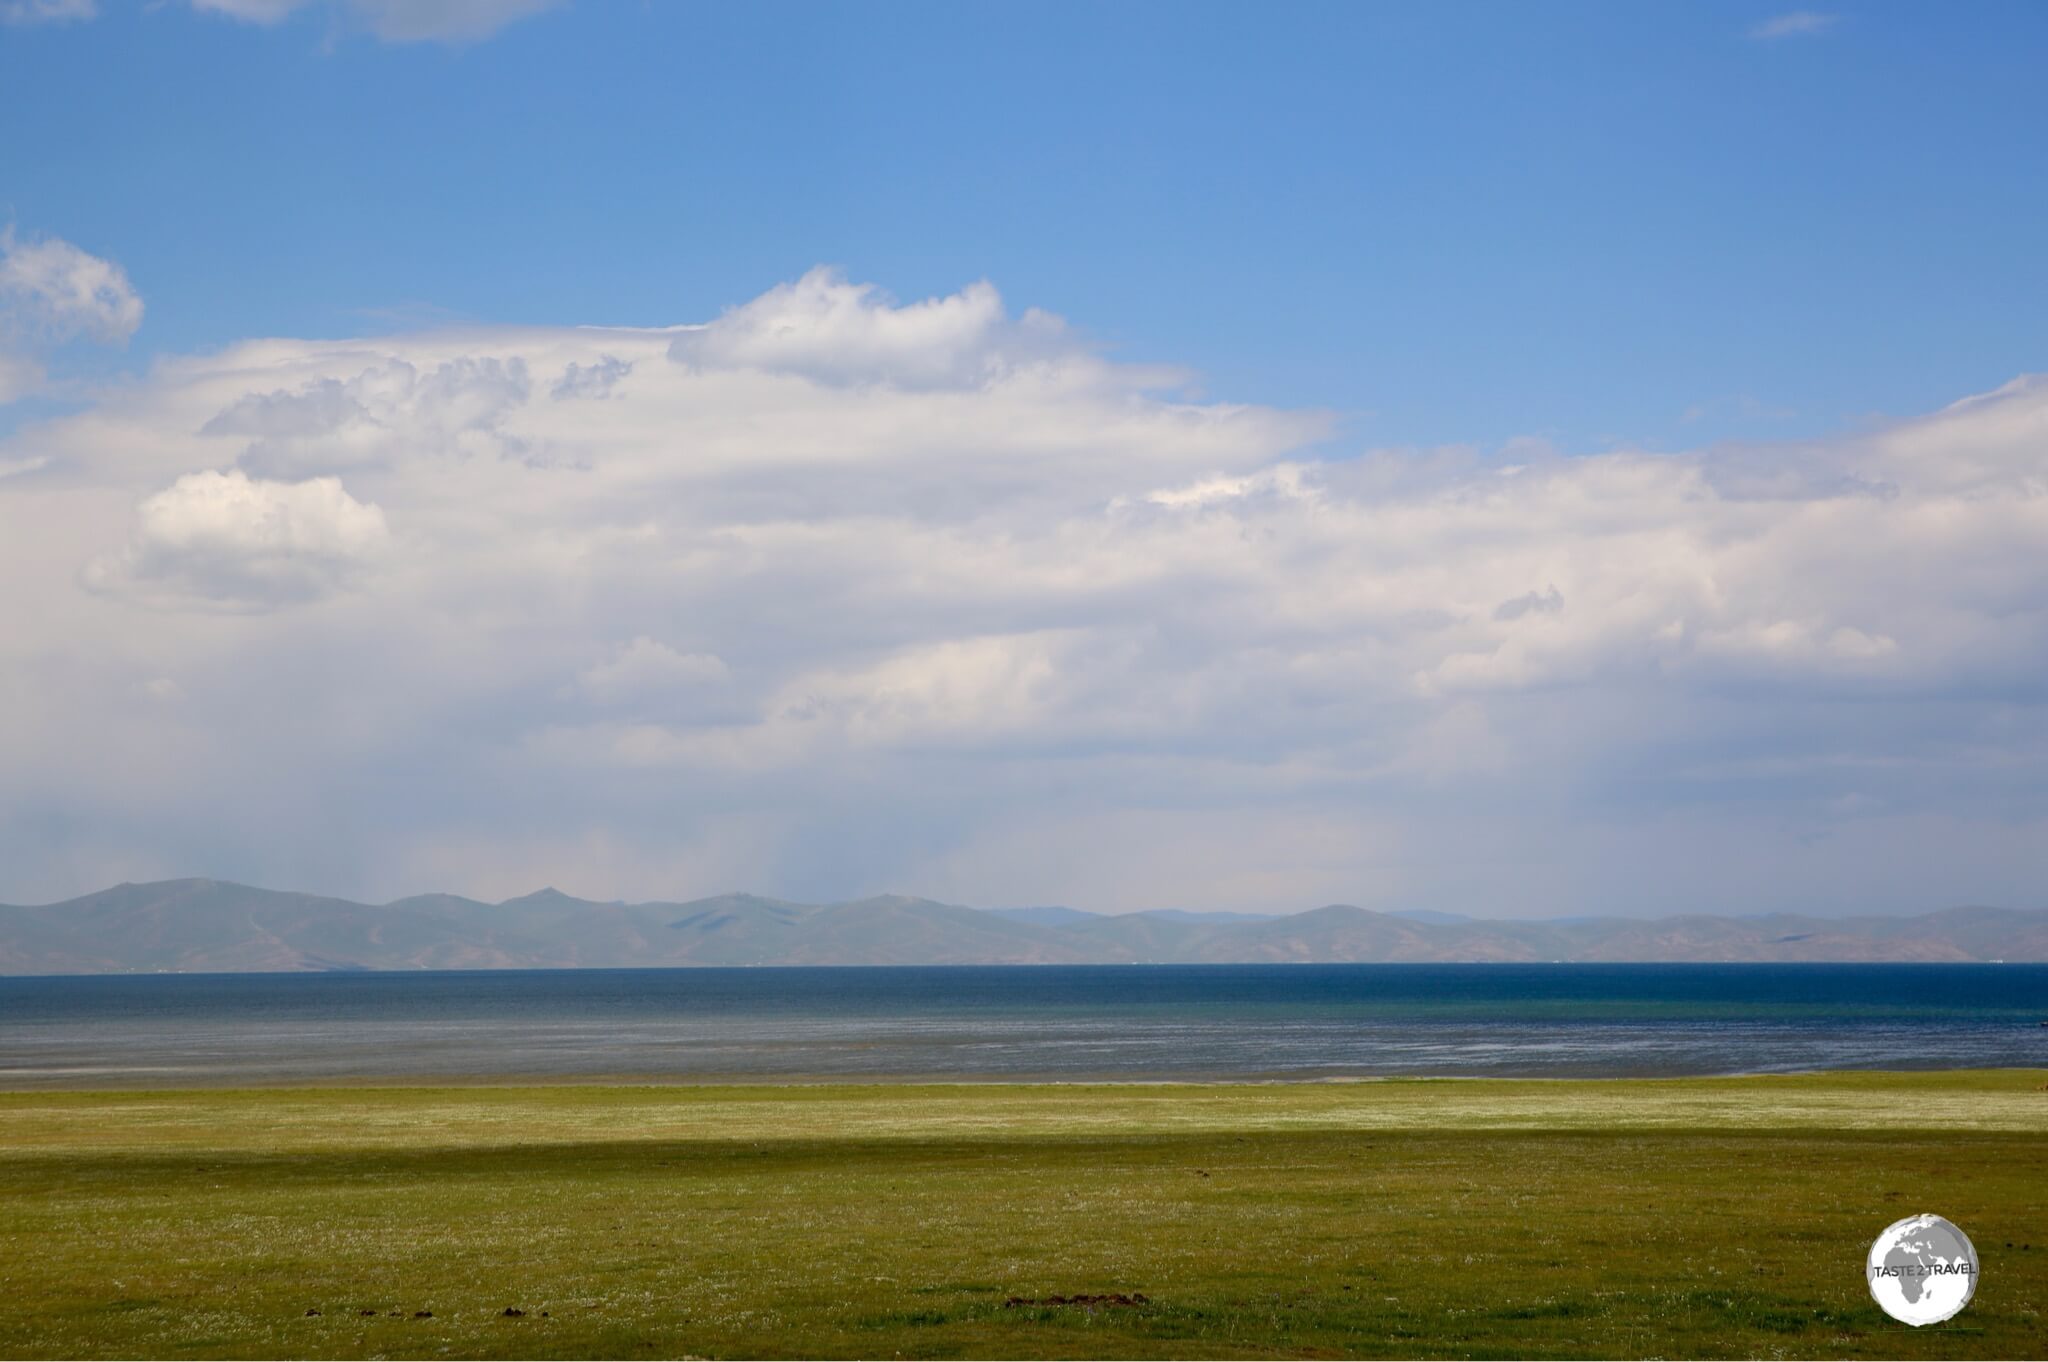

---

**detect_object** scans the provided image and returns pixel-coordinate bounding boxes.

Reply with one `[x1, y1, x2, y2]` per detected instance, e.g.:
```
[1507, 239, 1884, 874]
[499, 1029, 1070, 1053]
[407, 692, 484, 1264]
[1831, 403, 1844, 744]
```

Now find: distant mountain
[1387, 908, 1475, 925]
[986, 906, 1104, 927]
[1, 879, 2045, 974]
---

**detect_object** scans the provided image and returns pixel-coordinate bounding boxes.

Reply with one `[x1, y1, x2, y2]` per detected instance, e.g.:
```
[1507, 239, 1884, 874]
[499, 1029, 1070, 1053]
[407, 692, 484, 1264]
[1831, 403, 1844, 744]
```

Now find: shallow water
[1, 963, 2044, 1086]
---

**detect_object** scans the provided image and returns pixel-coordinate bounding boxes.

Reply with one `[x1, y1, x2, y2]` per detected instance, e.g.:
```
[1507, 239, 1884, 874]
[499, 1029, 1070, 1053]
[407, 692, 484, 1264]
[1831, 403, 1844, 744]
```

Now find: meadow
[1, 1071, 2043, 1359]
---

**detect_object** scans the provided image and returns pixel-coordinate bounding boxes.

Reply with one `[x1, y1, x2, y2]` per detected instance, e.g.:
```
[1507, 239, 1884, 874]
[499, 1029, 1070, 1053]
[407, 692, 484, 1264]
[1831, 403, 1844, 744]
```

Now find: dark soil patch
[1004, 1292, 1150, 1310]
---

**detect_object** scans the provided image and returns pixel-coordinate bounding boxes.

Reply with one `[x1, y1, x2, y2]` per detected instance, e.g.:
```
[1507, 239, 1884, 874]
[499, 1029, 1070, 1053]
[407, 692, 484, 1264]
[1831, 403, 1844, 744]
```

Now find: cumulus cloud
[200, 355, 530, 477]
[4, 269, 2047, 913]
[0, 229, 143, 345]
[188, 0, 562, 42]
[82, 469, 389, 610]
[669, 268, 1086, 390]
[0, 226, 141, 409]
[0, 227, 142, 405]
[551, 355, 632, 401]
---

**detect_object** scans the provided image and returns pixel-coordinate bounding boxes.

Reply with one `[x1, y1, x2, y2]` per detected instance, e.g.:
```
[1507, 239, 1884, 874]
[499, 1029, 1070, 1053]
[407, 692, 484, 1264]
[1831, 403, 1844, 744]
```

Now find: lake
[1, 963, 2044, 1086]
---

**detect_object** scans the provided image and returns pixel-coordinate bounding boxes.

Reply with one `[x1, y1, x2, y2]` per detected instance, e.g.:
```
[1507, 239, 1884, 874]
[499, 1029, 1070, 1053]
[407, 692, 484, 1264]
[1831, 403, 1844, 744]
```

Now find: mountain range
[2, 879, 2045, 974]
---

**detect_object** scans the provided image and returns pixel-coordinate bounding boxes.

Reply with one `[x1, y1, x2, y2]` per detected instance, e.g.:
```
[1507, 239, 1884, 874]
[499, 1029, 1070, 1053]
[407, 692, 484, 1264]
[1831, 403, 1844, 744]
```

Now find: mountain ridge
[3, 879, 2046, 974]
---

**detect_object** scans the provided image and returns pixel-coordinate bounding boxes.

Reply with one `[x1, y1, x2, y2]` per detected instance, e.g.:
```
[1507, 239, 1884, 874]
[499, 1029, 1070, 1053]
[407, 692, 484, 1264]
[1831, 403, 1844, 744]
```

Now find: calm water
[1, 964, 2045, 1086]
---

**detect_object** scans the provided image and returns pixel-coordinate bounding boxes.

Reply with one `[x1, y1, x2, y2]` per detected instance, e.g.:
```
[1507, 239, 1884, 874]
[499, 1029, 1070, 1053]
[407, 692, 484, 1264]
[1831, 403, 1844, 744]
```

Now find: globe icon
[1867, 1214, 1978, 1326]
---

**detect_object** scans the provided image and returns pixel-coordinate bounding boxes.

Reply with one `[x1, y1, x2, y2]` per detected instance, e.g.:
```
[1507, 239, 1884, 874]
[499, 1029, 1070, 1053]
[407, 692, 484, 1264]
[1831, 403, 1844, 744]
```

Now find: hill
[1, 879, 2044, 973]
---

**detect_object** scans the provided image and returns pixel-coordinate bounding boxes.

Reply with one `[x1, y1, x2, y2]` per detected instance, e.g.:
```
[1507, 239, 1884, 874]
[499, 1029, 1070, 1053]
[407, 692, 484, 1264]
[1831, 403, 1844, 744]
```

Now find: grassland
[1, 1071, 2044, 1359]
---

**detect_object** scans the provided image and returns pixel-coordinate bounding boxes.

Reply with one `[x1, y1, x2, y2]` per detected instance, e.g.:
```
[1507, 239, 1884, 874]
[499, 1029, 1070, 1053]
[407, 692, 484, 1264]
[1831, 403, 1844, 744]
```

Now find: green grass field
[2, 1072, 2044, 1359]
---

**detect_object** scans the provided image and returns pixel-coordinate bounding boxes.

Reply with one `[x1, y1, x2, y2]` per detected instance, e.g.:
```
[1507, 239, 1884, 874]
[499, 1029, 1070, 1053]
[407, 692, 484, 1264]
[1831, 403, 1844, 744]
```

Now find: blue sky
[2, 2, 2046, 915]
[7, 2, 2044, 450]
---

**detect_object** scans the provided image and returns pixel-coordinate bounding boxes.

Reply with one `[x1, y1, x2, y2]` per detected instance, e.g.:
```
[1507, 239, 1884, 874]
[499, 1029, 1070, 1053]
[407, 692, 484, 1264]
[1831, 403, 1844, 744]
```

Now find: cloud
[188, 0, 563, 43]
[1492, 586, 1564, 622]
[0, 0, 94, 23]
[1748, 11, 1839, 40]
[0, 354, 45, 405]
[341, 0, 560, 42]
[551, 355, 632, 401]
[188, 0, 302, 22]
[5, 269, 2047, 914]
[576, 637, 729, 708]
[200, 355, 530, 477]
[0, 227, 142, 405]
[668, 268, 1087, 390]
[0, 228, 142, 348]
[82, 469, 389, 610]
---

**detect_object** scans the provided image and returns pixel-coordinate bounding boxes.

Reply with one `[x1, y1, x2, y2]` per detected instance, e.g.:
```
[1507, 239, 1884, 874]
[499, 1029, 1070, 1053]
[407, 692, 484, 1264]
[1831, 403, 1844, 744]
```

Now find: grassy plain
[0, 1072, 2044, 1359]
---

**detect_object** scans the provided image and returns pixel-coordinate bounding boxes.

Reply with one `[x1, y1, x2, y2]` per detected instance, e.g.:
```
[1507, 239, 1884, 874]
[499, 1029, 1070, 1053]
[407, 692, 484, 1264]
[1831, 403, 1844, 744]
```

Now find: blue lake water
[1, 964, 2045, 1086]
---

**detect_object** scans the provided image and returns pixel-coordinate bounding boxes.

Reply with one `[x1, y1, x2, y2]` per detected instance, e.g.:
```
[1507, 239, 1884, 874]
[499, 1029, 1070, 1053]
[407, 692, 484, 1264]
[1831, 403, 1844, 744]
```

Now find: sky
[1, 1, 2045, 916]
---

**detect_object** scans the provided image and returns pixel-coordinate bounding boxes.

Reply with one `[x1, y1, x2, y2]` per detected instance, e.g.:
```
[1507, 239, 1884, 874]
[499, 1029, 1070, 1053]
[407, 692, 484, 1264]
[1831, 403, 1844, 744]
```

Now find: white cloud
[200, 355, 530, 477]
[0, 227, 142, 405]
[669, 267, 1088, 390]
[577, 637, 729, 707]
[0, 0, 95, 24]
[4, 269, 2047, 913]
[551, 355, 632, 401]
[0, 354, 45, 405]
[0, 227, 141, 362]
[0, 229, 143, 344]
[1749, 11, 1839, 40]
[188, 0, 562, 42]
[82, 469, 389, 610]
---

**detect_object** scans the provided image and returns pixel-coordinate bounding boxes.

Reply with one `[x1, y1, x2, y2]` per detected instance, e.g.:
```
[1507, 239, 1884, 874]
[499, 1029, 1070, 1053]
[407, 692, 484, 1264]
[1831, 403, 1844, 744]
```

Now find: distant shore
[8, 879, 2047, 972]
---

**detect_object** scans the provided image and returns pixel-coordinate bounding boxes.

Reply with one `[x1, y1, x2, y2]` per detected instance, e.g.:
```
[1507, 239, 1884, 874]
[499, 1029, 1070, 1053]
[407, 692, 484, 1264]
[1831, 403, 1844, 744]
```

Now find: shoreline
[6, 958, 2046, 979]
[4, 1061, 2048, 1093]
